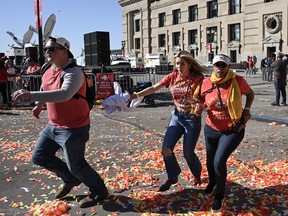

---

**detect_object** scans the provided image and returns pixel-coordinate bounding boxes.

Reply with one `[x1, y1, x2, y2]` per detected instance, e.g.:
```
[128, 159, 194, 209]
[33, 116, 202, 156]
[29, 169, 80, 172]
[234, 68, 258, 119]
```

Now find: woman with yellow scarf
[196, 54, 254, 212]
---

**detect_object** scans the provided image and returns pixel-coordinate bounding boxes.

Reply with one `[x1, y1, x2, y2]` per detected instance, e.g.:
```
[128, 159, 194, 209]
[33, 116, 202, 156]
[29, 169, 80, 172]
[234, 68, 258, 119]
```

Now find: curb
[251, 115, 288, 125]
[153, 101, 288, 125]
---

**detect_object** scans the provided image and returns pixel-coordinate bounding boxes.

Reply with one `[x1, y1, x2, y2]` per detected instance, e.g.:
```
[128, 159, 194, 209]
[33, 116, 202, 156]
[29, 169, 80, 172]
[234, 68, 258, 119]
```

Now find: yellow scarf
[210, 70, 242, 124]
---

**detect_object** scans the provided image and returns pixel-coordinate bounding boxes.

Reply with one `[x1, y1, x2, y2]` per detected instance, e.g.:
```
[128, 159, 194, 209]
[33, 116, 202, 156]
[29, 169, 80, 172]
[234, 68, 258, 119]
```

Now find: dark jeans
[7, 81, 14, 103]
[0, 82, 8, 104]
[204, 124, 244, 198]
[274, 80, 286, 104]
[162, 108, 202, 179]
[32, 123, 106, 197]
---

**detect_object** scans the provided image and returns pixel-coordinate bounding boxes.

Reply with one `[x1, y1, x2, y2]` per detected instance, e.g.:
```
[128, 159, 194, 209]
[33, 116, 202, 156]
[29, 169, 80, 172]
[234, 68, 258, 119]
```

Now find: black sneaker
[55, 181, 81, 199]
[281, 101, 287, 106]
[204, 183, 216, 196]
[158, 177, 178, 192]
[79, 188, 109, 208]
[271, 102, 280, 106]
[211, 197, 224, 212]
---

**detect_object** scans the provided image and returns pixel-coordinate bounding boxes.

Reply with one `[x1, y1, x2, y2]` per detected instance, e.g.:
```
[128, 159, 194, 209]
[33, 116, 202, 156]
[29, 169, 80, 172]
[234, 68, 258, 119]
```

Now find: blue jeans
[32, 123, 105, 197]
[274, 80, 286, 104]
[204, 124, 244, 198]
[162, 108, 202, 179]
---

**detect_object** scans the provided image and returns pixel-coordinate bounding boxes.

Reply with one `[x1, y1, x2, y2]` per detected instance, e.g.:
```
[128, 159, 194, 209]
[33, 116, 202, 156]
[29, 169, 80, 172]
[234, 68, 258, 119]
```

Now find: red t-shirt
[26, 63, 41, 74]
[201, 75, 251, 131]
[248, 59, 254, 68]
[159, 71, 203, 110]
[42, 68, 90, 128]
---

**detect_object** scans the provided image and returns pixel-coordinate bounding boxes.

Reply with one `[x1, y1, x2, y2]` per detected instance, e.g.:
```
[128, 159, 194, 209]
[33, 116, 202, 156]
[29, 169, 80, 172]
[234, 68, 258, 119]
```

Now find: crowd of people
[259, 53, 288, 106]
[270, 53, 288, 106]
[243, 53, 288, 107]
[8, 36, 256, 212]
[5, 35, 288, 212]
[0, 56, 41, 109]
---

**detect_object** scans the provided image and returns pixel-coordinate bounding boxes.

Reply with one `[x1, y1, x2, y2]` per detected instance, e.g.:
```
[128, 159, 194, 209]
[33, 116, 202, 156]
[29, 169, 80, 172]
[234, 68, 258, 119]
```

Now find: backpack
[41, 62, 95, 110]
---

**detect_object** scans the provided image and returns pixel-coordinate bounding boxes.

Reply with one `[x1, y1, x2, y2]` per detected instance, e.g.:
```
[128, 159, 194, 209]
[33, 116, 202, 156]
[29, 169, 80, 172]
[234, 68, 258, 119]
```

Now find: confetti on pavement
[0, 108, 287, 215]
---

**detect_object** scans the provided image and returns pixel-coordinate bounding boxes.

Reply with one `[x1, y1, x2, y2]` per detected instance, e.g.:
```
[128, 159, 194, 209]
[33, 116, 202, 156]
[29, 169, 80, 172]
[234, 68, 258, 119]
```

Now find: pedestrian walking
[196, 54, 254, 212]
[131, 51, 206, 191]
[0, 59, 16, 109]
[11, 36, 108, 208]
[266, 57, 274, 81]
[270, 53, 288, 106]
[5, 59, 20, 105]
[246, 56, 254, 75]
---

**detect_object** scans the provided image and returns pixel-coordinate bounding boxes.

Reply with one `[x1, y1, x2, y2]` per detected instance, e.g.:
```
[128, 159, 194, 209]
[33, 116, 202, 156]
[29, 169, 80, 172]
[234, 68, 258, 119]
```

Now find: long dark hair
[173, 51, 207, 75]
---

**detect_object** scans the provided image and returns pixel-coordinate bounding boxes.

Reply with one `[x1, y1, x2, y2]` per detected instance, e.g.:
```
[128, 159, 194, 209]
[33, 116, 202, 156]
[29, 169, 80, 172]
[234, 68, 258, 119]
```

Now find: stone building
[118, 0, 288, 66]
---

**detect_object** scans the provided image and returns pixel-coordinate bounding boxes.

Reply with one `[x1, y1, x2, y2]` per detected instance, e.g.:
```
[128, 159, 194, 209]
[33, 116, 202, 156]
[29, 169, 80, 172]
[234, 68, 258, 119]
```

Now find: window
[172, 32, 181, 46]
[229, 0, 241, 14]
[158, 13, 166, 27]
[135, 38, 140, 49]
[135, 19, 140, 32]
[264, 0, 273, 2]
[207, 0, 218, 18]
[173, 9, 181, 25]
[188, 29, 198, 44]
[230, 50, 237, 62]
[229, 23, 240, 41]
[206, 27, 217, 43]
[188, 5, 198, 22]
[158, 34, 166, 47]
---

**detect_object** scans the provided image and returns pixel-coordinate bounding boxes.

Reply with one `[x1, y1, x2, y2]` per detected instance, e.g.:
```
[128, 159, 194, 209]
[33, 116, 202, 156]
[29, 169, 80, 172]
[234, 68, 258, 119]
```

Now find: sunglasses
[214, 62, 228, 68]
[44, 47, 65, 52]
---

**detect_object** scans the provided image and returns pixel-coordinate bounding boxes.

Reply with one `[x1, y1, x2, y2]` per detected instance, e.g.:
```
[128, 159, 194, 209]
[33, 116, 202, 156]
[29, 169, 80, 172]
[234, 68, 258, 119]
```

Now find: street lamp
[121, 40, 126, 58]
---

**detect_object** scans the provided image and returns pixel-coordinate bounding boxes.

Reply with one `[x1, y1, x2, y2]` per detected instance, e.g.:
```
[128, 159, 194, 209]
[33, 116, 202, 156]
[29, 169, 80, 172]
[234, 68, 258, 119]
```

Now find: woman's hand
[194, 103, 203, 116]
[242, 108, 251, 123]
[131, 92, 139, 100]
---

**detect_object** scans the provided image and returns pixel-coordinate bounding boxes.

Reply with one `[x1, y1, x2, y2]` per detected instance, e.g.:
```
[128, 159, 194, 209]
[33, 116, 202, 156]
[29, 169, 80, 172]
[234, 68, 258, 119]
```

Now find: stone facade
[118, 0, 288, 66]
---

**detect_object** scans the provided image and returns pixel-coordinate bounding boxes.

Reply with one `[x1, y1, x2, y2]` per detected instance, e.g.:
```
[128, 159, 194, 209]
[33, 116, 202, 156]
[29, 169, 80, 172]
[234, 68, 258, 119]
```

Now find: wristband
[132, 92, 139, 99]
[244, 107, 250, 111]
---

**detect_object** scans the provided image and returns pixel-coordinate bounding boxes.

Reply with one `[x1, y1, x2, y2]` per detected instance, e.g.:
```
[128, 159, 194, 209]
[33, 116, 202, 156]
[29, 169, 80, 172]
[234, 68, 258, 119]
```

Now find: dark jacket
[271, 58, 288, 82]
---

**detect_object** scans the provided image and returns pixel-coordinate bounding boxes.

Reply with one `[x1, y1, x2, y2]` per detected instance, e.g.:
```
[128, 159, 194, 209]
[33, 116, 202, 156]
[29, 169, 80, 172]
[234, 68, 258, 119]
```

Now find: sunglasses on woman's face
[44, 47, 65, 52]
[214, 62, 228, 68]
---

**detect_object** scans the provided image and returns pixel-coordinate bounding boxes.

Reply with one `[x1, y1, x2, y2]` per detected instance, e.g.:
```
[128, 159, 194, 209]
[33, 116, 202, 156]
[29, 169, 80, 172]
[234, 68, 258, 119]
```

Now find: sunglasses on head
[44, 47, 65, 52]
[214, 62, 228, 68]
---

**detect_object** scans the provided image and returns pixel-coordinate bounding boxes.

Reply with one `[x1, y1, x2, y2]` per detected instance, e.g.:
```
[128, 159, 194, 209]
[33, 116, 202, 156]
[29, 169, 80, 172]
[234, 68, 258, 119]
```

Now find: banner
[34, 0, 42, 29]
[96, 73, 114, 99]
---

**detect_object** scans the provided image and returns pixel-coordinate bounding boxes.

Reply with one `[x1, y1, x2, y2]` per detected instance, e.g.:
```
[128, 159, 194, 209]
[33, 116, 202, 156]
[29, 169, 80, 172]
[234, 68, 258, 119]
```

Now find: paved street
[0, 72, 287, 216]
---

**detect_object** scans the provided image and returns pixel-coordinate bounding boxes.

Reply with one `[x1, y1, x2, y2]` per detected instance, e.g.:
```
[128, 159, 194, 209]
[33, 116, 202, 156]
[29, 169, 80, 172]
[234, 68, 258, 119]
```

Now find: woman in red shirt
[131, 51, 206, 192]
[197, 54, 254, 212]
[0, 60, 16, 109]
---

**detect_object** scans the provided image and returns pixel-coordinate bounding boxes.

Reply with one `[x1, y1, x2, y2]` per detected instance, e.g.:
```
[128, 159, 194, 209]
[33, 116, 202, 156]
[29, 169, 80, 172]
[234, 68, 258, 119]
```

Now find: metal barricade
[112, 70, 171, 94]
[19, 75, 42, 91]
[13, 75, 43, 107]
[6, 70, 171, 107]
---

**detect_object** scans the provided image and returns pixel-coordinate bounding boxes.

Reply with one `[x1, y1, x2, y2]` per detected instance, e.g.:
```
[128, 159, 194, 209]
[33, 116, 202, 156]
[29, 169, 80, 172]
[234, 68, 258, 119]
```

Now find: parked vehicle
[134, 81, 155, 106]
[127, 56, 144, 72]
[145, 54, 168, 73]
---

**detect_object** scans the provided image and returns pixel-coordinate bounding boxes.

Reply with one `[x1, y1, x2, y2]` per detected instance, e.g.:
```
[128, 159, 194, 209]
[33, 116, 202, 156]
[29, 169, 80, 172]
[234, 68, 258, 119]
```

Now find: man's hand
[32, 105, 42, 119]
[11, 89, 31, 101]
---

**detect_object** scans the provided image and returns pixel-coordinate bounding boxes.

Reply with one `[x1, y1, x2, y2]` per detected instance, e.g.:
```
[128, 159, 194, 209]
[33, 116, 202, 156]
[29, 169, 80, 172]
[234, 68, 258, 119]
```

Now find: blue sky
[0, 0, 122, 58]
